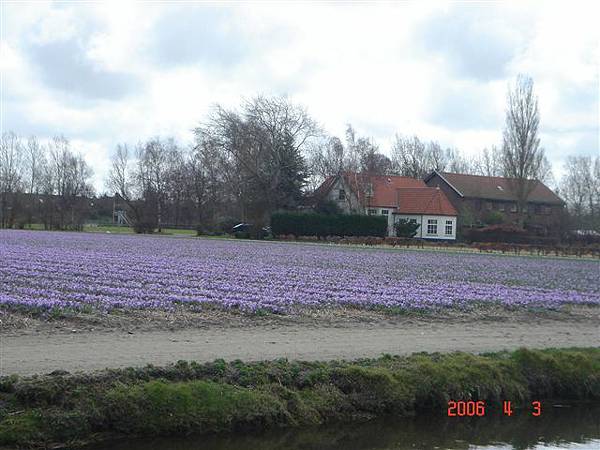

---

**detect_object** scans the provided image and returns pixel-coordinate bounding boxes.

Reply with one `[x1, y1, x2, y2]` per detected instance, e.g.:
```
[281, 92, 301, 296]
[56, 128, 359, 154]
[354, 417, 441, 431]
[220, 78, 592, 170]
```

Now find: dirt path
[2, 319, 599, 376]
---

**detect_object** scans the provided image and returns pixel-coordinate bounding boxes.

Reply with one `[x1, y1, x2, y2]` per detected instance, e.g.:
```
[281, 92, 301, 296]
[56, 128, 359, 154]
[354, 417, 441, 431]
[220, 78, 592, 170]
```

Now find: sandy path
[2, 320, 599, 376]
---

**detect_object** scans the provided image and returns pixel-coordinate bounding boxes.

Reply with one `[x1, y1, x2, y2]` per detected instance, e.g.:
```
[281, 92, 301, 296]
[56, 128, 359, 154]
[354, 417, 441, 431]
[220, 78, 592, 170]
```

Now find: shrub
[133, 221, 155, 234]
[217, 218, 240, 235]
[394, 219, 420, 238]
[483, 211, 505, 225]
[271, 212, 387, 238]
[314, 199, 342, 215]
[465, 224, 529, 244]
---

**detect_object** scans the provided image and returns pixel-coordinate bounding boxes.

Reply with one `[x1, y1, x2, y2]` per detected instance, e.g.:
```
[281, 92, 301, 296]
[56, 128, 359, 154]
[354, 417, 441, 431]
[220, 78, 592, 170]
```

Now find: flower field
[1, 230, 599, 314]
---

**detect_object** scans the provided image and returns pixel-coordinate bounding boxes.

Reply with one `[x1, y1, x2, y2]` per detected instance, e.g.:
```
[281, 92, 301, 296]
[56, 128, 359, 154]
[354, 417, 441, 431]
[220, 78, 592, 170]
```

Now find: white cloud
[1, 1, 598, 193]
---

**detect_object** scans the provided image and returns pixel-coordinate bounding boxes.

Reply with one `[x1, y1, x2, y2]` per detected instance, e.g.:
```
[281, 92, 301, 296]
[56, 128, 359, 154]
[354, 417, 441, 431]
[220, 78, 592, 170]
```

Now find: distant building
[311, 172, 457, 239]
[424, 170, 565, 233]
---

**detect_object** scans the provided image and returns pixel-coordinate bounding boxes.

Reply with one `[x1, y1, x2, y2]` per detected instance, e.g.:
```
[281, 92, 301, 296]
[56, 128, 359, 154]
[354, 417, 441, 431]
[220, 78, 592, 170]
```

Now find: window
[535, 204, 542, 215]
[381, 209, 389, 215]
[523, 204, 528, 213]
[486, 202, 493, 210]
[499, 203, 505, 212]
[427, 219, 438, 235]
[409, 218, 417, 224]
[510, 203, 517, 213]
[338, 189, 346, 200]
[366, 183, 374, 197]
[367, 209, 377, 215]
[544, 206, 552, 215]
[445, 220, 453, 235]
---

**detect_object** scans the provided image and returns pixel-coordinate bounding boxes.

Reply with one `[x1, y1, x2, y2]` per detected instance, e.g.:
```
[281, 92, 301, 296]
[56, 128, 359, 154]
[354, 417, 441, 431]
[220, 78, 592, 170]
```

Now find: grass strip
[1, 347, 599, 448]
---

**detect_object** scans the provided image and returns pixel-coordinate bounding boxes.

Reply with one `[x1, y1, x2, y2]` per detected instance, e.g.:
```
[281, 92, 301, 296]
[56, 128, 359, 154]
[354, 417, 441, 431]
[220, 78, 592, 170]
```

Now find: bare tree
[0, 132, 24, 227]
[196, 96, 318, 227]
[307, 136, 345, 188]
[473, 146, 503, 177]
[560, 155, 600, 230]
[501, 75, 548, 220]
[444, 147, 473, 174]
[108, 143, 143, 227]
[342, 125, 363, 173]
[426, 141, 447, 172]
[136, 137, 177, 232]
[44, 136, 94, 229]
[308, 124, 392, 188]
[390, 135, 429, 178]
[23, 136, 46, 194]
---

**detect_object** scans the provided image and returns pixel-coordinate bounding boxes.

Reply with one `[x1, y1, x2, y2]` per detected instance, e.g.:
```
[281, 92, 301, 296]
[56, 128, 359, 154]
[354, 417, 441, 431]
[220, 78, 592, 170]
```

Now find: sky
[1, 0, 598, 193]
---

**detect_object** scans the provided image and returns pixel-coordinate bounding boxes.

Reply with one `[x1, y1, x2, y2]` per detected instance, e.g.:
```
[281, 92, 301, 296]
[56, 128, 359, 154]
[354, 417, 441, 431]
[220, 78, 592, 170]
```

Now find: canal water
[88, 403, 600, 450]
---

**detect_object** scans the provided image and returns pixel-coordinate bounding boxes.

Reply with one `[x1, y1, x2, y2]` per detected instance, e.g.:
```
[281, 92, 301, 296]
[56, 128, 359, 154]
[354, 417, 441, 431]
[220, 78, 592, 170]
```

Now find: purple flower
[1, 230, 598, 314]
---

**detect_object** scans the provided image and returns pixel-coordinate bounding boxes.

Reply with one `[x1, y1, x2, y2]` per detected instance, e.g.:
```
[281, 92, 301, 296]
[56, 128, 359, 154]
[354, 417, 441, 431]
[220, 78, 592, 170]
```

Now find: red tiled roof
[362, 175, 426, 207]
[311, 173, 427, 207]
[430, 171, 564, 205]
[395, 187, 458, 216]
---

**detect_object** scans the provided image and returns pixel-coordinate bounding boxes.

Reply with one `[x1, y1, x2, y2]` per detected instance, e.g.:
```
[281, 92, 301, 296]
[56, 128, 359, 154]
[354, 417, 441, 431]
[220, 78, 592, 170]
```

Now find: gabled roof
[312, 172, 426, 207]
[312, 175, 337, 201]
[363, 175, 427, 207]
[395, 187, 457, 216]
[425, 170, 564, 205]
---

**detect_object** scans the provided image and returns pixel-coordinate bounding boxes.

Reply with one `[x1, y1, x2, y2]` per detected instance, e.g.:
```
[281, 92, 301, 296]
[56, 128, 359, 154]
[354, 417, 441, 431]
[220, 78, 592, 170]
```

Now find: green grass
[22, 223, 45, 230]
[1, 348, 599, 448]
[84, 225, 197, 235]
[19, 223, 198, 235]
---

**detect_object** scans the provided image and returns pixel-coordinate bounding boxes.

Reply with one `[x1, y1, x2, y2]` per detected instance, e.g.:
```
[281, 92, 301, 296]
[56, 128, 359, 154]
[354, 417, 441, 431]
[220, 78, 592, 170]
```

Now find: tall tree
[24, 136, 45, 194]
[501, 75, 548, 219]
[45, 136, 94, 230]
[390, 135, 429, 178]
[0, 132, 24, 227]
[307, 136, 345, 190]
[560, 155, 600, 230]
[197, 96, 318, 226]
[136, 137, 177, 232]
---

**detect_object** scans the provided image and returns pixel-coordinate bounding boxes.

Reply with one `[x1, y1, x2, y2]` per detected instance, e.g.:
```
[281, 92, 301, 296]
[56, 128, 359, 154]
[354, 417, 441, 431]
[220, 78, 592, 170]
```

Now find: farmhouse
[424, 170, 565, 233]
[312, 172, 458, 239]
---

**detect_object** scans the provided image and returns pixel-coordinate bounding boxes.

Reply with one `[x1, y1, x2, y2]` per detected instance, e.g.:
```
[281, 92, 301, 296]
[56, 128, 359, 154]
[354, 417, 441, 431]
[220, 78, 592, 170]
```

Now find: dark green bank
[1, 347, 599, 449]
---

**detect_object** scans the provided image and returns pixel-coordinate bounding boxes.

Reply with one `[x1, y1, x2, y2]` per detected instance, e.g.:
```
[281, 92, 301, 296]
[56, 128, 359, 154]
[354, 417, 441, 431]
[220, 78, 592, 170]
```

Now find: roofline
[425, 170, 464, 197]
[460, 194, 565, 205]
[392, 212, 457, 217]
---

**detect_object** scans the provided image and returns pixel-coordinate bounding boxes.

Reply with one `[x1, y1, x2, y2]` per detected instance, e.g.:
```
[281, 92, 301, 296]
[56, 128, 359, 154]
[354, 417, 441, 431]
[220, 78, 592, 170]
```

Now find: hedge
[271, 212, 387, 238]
[464, 225, 559, 245]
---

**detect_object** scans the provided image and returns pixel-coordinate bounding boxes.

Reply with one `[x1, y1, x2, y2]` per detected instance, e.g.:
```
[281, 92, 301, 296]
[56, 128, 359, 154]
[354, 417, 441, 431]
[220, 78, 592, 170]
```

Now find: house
[311, 172, 458, 239]
[424, 170, 565, 233]
[393, 187, 458, 240]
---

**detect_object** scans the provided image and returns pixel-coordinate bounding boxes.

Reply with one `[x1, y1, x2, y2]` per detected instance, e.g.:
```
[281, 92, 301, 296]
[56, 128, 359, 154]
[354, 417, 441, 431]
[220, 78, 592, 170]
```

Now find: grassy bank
[1, 348, 599, 448]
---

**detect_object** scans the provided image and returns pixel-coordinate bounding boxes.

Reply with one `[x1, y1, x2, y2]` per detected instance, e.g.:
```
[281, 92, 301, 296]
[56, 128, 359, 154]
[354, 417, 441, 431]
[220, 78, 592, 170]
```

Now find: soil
[1, 305, 599, 376]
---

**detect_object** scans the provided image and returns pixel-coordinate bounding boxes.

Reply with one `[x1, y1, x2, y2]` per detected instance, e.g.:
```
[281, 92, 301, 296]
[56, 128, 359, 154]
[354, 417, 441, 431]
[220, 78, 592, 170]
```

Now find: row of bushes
[472, 242, 600, 257]
[463, 225, 560, 245]
[275, 234, 600, 257]
[271, 212, 388, 238]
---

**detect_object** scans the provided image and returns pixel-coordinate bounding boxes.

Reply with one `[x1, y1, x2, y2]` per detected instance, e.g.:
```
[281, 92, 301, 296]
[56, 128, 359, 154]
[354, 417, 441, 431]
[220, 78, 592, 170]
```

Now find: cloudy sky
[1, 1, 598, 192]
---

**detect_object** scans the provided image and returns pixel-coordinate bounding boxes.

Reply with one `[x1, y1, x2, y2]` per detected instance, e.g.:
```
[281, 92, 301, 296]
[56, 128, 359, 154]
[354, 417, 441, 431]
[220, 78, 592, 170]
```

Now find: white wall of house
[392, 214, 456, 240]
[325, 178, 361, 213]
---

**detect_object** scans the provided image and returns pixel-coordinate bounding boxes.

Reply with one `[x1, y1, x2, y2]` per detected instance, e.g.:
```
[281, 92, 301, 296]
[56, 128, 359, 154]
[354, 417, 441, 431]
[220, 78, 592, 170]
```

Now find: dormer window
[497, 185, 504, 191]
